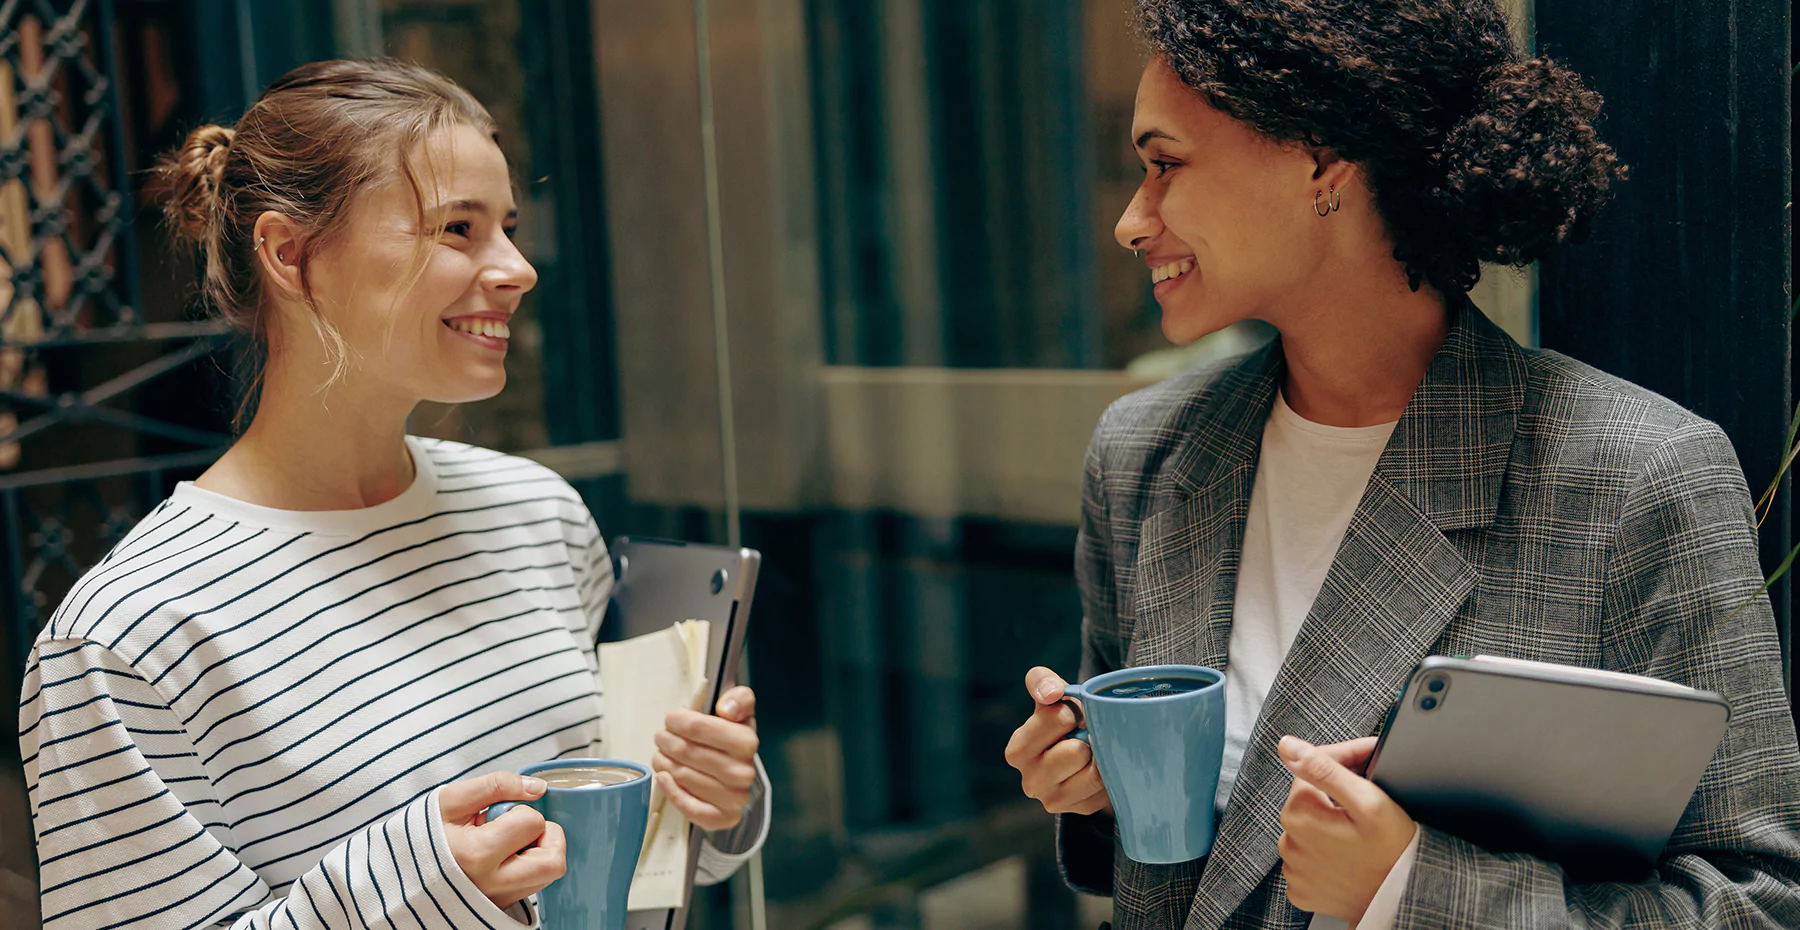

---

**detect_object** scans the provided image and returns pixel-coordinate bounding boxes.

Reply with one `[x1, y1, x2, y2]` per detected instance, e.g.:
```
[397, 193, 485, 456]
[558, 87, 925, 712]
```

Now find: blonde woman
[19, 59, 768, 929]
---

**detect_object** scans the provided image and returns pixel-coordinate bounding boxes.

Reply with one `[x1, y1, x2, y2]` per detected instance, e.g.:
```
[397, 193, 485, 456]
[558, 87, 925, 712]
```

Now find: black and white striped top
[19, 437, 763, 929]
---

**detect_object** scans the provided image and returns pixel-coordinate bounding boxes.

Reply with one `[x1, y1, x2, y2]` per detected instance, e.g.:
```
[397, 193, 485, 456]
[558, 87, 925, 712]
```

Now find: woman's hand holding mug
[1006, 667, 1113, 817]
[439, 771, 568, 911]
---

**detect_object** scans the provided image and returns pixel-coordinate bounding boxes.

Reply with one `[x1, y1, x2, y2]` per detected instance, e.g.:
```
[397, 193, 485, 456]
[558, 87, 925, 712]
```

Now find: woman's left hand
[1276, 735, 1416, 923]
[651, 686, 759, 831]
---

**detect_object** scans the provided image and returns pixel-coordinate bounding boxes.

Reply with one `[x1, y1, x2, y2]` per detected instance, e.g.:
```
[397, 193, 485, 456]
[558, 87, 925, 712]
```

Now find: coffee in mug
[1095, 676, 1212, 699]
[538, 765, 645, 788]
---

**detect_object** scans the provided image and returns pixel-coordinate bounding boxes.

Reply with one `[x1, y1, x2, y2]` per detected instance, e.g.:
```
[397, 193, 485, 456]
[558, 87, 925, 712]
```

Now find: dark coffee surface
[1099, 677, 1210, 699]
[539, 765, 644, 788]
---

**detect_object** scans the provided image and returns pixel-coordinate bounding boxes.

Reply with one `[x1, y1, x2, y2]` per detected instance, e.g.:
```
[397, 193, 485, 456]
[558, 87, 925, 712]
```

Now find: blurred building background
[0, 1, 1788, 928]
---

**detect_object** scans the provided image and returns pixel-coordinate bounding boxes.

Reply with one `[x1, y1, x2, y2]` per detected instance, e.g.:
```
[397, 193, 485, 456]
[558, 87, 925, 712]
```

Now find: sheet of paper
[597, 620, 710, 911]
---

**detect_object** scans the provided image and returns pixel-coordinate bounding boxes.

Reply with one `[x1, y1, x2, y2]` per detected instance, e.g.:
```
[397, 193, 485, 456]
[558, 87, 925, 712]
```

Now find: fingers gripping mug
[1061, 665, 1227, 863]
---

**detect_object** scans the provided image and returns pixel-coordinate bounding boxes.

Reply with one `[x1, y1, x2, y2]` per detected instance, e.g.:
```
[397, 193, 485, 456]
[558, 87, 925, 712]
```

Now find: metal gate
[0, 0, 230, 670]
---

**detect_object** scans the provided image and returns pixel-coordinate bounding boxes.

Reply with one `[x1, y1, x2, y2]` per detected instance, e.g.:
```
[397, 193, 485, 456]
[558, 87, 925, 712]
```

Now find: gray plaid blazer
[1058, 301, 1800, 929]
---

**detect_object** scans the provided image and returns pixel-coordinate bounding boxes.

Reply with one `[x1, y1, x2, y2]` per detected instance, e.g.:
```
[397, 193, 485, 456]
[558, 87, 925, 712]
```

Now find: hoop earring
[1314, 185, 1343, 217]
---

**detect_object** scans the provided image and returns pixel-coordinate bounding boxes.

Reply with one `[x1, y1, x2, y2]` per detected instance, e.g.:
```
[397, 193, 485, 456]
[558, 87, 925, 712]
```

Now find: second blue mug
[1062, 664, 1227, 864]
[486, 758, 651, 930]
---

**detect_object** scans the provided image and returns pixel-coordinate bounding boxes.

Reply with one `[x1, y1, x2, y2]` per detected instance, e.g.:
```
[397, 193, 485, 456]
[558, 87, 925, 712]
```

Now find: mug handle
[1058, 682, 1090, 744]
[485, 798, 534, 822]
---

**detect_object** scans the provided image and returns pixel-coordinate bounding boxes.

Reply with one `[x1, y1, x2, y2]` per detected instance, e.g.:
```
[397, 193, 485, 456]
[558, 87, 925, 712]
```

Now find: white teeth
[1152, 259, 1196, 284]
[448, 318, 511, 340]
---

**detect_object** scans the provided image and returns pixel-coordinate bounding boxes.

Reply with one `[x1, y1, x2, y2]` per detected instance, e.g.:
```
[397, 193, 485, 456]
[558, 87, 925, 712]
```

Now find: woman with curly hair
[1006, 2, 1800, 928]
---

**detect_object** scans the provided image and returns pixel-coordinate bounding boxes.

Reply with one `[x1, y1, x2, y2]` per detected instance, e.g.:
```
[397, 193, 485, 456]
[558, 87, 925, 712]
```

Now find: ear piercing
[1314, 185, 1342, 217]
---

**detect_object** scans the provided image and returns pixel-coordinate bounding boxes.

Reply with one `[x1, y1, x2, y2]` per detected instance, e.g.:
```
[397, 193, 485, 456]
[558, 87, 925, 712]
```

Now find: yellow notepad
[596, 620, 711, 911]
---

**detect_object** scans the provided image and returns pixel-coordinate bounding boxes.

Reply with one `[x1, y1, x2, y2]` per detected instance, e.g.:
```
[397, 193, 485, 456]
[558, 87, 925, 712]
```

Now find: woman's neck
[196, 364, 418, 512]
[1273, 267, 1452, 428]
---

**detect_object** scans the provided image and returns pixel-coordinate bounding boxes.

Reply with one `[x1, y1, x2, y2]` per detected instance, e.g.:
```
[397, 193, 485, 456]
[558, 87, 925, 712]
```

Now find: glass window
[0, 1, 1534, 927]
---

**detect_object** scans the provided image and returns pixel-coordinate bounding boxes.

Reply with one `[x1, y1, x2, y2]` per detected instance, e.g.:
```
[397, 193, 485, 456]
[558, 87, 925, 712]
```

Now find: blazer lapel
[1181, 483, 1477, 930]
[1129, 345, 1282, 672]
[1182, 302, 1529, 930]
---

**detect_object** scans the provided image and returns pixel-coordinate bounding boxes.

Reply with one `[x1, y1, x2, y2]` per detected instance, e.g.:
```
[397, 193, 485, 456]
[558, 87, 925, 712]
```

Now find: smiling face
[296, 122, 537, 405]
[1114, 57, 1337, 344]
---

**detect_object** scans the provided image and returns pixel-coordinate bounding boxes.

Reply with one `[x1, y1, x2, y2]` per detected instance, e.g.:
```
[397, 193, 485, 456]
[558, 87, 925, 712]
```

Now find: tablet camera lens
[1420, 696, 1439, 711]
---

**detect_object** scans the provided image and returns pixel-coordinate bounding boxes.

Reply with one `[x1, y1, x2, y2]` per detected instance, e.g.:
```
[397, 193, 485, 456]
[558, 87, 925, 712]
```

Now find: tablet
[603, 537, 761, 930]
[1365, 655, 1729, 881]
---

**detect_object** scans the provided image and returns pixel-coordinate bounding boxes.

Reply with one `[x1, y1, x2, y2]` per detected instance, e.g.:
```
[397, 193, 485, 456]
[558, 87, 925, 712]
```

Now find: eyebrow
[1135, 128, 1179, 149]
[429, 198, 519, 219]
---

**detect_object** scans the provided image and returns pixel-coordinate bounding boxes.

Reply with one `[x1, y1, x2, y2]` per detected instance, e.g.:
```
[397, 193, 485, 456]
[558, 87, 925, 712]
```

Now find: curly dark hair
[1135, 0, 1626, 294]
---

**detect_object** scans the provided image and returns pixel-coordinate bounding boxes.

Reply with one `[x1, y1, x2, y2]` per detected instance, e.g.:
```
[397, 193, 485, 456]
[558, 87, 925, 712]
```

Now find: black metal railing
[1, 0, 228, 667]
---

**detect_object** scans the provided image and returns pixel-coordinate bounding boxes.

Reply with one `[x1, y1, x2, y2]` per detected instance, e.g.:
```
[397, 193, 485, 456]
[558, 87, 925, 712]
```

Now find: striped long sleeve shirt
[18, 437, 767, 929]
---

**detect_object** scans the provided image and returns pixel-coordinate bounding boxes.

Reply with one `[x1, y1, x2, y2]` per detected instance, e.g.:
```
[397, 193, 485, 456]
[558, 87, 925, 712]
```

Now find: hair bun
[161, 124, 236, 244]
[1433, 57, 1625, 269]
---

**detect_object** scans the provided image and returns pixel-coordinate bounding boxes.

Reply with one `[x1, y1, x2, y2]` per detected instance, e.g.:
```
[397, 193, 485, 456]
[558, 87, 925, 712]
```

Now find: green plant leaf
[1733, 541, 1800, 620]
[1755, 407, 1800, 524]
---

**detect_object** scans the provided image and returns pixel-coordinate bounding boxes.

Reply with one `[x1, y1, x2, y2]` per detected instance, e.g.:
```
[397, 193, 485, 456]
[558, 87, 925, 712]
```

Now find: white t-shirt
[1217, 392, 1396, 812]
[1216, 393, 1421, 930]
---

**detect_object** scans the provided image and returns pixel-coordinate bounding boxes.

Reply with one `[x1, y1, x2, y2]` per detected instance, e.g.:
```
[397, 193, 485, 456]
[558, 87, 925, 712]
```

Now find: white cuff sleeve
[1352, 824, 1421, 930]
[1302, 824, 1420, 930]
[695, 755, 772, 884]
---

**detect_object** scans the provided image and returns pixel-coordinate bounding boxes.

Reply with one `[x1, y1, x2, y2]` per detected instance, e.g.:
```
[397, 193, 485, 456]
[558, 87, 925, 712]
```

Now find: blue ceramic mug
[1061, 664, 1227, 864]
[486, 758, 651, 930]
